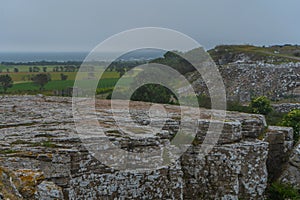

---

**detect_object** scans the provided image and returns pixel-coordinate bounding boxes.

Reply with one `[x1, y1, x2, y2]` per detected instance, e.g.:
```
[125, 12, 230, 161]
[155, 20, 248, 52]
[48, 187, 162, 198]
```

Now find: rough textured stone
[264, 126, 294, 182]
[279, 142, 300, 189]
[0, 95, 288, 199]
[272, 103, 300, 113]
[187, 63, 300, 102]
[181, 141, 268, 200]
[35, 181, 64, 200]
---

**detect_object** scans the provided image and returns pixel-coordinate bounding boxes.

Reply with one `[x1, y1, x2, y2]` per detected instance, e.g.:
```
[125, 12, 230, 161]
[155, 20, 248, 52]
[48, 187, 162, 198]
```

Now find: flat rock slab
[0, 96, 269, 199]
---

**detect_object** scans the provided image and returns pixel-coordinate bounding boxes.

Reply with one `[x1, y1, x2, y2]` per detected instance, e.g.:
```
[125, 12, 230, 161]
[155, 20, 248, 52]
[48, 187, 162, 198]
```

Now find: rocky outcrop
[0, 166, 23, 200]
[35, 181, 64, 200]
[0, 95, 295, 199]
[264, 126, 294, 182]
[187, 63, 300, 102]
[272, 103, 300, 113]
[279, 142, 300, 189]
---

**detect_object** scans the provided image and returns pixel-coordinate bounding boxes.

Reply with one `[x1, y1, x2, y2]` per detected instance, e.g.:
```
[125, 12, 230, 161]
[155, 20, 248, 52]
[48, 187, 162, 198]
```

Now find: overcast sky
[1, 0, 300, 52]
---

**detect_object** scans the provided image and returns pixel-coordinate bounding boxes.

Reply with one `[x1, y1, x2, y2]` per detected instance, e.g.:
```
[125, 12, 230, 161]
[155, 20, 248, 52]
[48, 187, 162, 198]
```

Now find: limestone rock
[187, 63, 300, 102]
[272, 103, 300, 113]
[279, 142, 300, 189]
[264, 126, 294, 182]
[0, 96, 276, 199]
[35, 181, 64, 200]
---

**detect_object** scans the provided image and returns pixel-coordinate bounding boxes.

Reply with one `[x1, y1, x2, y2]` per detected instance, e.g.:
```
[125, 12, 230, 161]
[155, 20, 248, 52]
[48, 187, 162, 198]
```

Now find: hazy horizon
[1, 0, 300, 52]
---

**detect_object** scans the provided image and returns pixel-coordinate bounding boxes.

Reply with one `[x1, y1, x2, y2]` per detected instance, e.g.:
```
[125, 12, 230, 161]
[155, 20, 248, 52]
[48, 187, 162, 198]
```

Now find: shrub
[250, 96, 273, 115]
[131, 84, 177, 104]
[280, 109, 300, 142]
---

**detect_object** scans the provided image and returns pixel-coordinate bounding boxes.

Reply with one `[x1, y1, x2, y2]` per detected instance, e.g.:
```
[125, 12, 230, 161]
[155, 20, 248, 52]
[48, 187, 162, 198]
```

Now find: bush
[250, 96, 273, 115]
[280, 109, 300, 142]
[131, 84, 177, 104]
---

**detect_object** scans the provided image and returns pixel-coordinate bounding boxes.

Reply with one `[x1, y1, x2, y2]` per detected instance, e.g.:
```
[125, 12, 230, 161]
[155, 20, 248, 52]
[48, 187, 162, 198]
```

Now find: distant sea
[0, 49, 165, 63]
[0, 52, 88, 63]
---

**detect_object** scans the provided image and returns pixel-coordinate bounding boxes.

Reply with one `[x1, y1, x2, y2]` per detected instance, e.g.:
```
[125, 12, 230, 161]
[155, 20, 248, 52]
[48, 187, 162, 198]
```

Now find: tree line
[0, 73, 52, 93]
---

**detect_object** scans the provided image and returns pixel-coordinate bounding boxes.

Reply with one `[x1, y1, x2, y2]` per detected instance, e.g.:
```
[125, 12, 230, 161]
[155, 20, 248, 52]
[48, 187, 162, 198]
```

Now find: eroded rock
[279, 142, 300, 189]
[0, 95, 288, 199]
[35, 181, 64, 200]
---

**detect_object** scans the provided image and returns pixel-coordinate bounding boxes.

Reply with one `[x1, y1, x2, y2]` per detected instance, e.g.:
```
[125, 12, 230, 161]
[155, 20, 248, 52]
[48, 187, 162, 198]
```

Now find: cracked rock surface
[0, 95, 283, 199]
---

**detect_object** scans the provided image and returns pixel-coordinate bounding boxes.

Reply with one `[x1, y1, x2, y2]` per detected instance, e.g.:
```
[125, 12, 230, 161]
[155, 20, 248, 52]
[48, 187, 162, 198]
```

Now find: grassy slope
[208, 44, 300, 64]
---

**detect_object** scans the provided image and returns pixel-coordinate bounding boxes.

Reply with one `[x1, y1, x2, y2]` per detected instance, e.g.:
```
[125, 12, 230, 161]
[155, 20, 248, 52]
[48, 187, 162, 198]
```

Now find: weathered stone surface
[0, 166, 23, 200]
[187, 63, 300, 102]
[279, 142, 300, 189]
[264, 126, 294, 182]
[272, 103, 300, 113]
[35, 181, 64, 200]
[0, 95, 282, 199]
[195, 120, 242, 145]
[181, 141, 268, 200]
[14, 169, 44, 199]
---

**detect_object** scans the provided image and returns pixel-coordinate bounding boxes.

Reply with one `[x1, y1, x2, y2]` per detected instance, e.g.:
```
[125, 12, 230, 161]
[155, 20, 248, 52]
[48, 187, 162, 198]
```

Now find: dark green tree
[32, 73, 51, 91]
[116, 67, 126, 77]
[33, 66, 40, 72]
[131, 84, 176, 104]
[0, 74, 13, 93]
[60, 73, 68, 81]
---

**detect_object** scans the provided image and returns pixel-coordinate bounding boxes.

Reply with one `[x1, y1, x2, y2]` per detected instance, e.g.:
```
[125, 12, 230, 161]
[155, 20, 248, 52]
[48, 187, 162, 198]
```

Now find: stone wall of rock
[264, 126, 294, 182]
[187, 63, 300, 102]
[272, 103, 300, 113]
[0, 95, 296, 199]
[279, 142, 300, 189]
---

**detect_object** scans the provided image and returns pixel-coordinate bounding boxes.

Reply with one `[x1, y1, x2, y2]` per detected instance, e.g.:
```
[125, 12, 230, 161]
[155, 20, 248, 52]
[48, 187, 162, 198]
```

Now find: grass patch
[0, 149, 19, 154]
[11, 140, 31, 145]
[41, 141, 58, 148]
[267, 182, 300, 200]
[29, 141, 58, 148]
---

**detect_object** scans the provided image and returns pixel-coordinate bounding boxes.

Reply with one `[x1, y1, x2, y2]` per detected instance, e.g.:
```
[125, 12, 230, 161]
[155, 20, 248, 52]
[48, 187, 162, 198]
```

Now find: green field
[7, 77, 133, 94]
[0, 71, 119, 83]
[0, 64, 140, 96]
